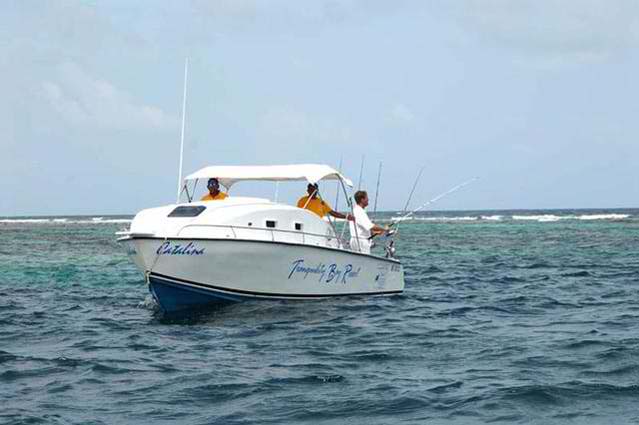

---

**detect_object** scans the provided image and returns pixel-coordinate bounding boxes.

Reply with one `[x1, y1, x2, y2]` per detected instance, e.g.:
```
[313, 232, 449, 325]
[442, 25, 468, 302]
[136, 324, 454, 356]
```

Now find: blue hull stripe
[149, 275, 248, 313]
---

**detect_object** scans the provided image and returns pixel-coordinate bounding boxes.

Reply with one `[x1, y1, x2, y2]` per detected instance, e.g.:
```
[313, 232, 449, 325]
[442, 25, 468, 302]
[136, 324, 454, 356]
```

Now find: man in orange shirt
[201, 178, 228, 201]
[297, 183, 352, 220]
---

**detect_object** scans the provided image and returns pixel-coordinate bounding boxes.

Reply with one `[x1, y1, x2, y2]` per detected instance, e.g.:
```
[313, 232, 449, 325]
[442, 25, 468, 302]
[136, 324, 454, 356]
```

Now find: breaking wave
[0, 217, 132, 225]
[387, 213, 631, 224]
[391, 216, 479, 222]
[512, 215, 562, 222]
[512, 214, 630, 223]
[577, 214, 629, 221]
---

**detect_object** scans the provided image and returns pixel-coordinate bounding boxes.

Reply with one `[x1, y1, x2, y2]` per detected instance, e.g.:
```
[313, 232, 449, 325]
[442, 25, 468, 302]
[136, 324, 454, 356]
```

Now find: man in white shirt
[349, 190, 388, 254]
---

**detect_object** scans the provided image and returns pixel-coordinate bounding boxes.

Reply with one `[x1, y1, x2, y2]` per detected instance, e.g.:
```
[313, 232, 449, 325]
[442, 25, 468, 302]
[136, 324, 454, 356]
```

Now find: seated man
[201, 178, 228, 201]
[297, 183, 351, 220]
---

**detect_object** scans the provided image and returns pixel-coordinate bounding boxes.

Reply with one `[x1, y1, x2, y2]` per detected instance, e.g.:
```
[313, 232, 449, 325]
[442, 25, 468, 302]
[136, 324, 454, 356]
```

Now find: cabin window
[168, 205, 206, 217]
[266, 220, 277, 228]
[294, 223, 303, 231]
[248, 222, 253, 226]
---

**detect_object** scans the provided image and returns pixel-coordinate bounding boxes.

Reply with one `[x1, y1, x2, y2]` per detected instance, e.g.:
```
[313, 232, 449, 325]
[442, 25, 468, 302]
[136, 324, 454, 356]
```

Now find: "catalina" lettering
[156, 241, 205, 256]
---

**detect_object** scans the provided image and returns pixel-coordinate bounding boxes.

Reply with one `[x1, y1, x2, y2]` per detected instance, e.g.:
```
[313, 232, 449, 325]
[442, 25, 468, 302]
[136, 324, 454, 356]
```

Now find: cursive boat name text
[288, 259, 361, 284]
[156, 241, 205, 256]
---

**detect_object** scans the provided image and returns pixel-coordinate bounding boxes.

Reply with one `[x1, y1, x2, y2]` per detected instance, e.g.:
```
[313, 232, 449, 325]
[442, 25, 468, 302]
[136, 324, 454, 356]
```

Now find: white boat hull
[123, 237, 405, 313]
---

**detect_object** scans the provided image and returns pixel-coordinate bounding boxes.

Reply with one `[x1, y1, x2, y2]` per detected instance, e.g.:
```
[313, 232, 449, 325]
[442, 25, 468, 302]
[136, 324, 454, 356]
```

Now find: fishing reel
[383, 230, 397, 258]
[384, 240, 396, 258]
[370, 229, 397, 258]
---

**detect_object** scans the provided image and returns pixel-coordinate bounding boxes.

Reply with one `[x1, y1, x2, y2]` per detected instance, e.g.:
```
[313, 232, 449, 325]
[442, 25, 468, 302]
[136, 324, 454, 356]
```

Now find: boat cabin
[128, 164, 355, 250]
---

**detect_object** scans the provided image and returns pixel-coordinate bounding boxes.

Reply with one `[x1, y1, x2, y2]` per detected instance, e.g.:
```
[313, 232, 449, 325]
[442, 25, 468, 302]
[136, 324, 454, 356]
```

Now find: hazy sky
[2, 0, 638, 216]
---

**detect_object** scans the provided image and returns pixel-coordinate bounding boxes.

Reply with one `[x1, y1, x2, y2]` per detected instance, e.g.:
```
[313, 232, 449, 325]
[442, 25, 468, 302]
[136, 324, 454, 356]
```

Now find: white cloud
[389, 103, 415, 124]
[455, 0, 639, 64]
[40, 62, 177, 131]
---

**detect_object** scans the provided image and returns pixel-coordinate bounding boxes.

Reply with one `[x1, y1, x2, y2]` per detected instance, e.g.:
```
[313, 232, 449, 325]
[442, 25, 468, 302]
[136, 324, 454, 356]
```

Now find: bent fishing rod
[369, 177, 478, 239]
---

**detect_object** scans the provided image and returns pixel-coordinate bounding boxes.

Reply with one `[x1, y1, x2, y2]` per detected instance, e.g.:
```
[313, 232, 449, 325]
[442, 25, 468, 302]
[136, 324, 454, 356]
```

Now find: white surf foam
[0, 218, 131, 225]
[390, 216, 480, 222]
[86, 219, 132, 224]
[390, 216, 412, 222]
[0, 219, 51, 223]
[577, 214, 629, 221]
[512, 215, 563, 222]
[415, 216, 479, 222]
[512, 213, 630, 222]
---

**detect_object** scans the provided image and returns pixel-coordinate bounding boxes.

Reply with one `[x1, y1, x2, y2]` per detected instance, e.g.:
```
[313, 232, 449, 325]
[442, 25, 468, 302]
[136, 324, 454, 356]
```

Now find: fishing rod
[357, 155, 365, 190]
[402, 166, 425, 213]
[368, 177, 478, 241]
[366, 165, 423, 242]
[393, 177, 478, 231]
[372, 161, 382, 217]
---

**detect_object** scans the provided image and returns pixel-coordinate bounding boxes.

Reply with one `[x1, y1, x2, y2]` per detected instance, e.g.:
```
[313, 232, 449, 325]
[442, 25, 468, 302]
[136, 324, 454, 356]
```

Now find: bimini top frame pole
[336, 175, 360, 252]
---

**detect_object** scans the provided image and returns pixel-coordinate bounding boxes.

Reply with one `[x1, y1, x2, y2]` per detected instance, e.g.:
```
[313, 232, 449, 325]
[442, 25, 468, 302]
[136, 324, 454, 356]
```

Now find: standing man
[297, 183, 352, 221]
[201, 178, 228, 201]
[349, 190, 387, 254]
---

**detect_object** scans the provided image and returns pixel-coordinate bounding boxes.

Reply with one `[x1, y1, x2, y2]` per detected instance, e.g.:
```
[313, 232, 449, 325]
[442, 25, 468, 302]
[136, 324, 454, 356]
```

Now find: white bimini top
[184, 164, 353, 189]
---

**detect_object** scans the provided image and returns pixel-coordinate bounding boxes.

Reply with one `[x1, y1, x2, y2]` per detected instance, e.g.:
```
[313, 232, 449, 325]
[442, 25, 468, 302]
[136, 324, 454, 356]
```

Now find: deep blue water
[1, 209, 638, 424]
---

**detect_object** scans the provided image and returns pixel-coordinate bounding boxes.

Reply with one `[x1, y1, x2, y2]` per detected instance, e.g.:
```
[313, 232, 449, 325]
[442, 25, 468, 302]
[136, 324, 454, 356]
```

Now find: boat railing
[176, 223, 346, 249]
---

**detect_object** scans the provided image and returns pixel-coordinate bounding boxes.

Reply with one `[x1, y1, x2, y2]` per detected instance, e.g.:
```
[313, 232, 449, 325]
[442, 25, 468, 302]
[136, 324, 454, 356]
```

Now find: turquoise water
[1, 209, 638, 424]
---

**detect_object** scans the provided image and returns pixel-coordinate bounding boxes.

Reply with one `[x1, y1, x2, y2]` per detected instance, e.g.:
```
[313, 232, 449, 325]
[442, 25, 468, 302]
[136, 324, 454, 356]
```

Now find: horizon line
[2, 206, 638, 219]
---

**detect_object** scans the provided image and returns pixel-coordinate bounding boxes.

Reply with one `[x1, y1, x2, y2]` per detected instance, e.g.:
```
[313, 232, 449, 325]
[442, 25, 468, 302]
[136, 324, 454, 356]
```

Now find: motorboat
[117, 164, 405, 314]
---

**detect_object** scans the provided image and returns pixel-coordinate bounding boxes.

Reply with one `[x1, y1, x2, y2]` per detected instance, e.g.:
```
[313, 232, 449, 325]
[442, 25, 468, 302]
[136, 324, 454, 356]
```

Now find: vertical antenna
[334, 156, 343, 211]
[176, 58, 189, 203]
[274, 182, 280, 203]
[357, 154, 365, 191]
[373, 161, 382, 216]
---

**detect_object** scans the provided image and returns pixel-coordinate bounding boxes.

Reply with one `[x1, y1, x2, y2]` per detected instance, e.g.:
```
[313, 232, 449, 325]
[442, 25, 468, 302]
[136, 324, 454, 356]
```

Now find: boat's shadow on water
[150, 301, 285, 325]
[146, 293, 405, 326]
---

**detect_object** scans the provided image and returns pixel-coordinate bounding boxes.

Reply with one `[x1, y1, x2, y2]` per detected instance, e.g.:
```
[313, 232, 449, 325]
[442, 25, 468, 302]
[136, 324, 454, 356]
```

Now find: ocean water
[1, 209, 638, 424]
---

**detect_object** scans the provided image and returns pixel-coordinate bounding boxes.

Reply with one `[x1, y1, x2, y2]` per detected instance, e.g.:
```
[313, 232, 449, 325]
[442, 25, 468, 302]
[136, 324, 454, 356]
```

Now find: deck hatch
[168, 206, 206, 217]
